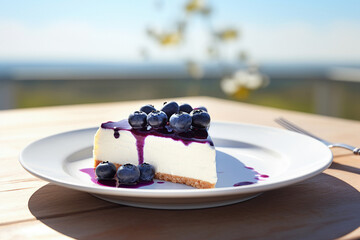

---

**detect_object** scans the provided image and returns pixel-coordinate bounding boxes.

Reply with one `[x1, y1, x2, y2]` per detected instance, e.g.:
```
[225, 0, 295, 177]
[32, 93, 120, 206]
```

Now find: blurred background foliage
[0, 0, 360, 120]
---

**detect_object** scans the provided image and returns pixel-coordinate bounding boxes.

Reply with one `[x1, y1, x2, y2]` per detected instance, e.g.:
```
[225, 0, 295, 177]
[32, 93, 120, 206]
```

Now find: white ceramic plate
[19, 121, 333, 209]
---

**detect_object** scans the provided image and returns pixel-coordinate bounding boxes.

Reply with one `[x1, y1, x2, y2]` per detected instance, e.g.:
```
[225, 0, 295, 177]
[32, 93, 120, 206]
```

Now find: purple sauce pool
[233, 166, 270, 187]
[81, 165, 269, 188]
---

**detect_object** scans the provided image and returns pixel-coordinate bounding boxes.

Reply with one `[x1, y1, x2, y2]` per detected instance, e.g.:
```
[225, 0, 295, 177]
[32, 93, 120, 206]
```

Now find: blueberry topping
[179, 103, 193, 113]
[138, 163, 155, 182]
[192, 128, 209, 139]
[169, 112, 192, 133]
[140, 104, 156, 114]
[194, 106, 208, 112]
[190, 109, 211, 129]
[95, 161, 117, 180]
[161, 101, 179, 118]
[128, 111, 147, 129]
[147, 110, 168, 129]
[117, 164, 140, 185]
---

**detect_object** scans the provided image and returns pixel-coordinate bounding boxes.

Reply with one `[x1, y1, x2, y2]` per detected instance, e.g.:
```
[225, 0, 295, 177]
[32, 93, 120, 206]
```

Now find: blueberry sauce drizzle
[134, 134, 146, 165]
[245, 166, 269, 179]
[101, 119, 214, 165]
[101, 119, 213, 145]
[114, 129, 120, 139]
[233, 166, 269, 187]
[233, 181, 254, 186]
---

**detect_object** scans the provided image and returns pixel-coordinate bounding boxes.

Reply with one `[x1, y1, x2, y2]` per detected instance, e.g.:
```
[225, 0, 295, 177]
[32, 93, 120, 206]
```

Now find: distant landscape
[1, 62, 360, 121]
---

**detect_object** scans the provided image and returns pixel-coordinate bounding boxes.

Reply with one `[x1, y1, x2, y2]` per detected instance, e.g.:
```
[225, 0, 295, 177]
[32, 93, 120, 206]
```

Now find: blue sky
[217, 0, 360, 25]
[1, 0, 359, 26]
[0, 0, 359, 63]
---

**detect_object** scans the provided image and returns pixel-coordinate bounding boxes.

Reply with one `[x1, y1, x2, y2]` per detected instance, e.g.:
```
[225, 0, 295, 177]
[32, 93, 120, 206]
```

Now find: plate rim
[19, 121, 333, 198]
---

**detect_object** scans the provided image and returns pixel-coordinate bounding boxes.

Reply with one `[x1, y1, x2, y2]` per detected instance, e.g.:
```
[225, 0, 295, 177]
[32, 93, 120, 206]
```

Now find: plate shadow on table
[28, 174, 360, 239]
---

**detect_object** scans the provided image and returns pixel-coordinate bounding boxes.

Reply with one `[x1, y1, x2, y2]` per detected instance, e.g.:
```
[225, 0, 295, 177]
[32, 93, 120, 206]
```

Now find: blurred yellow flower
[185, 0, 205, 12]
[216, 29, 239, 41]
[233, 86, 250, 99]
[146, 27, 183, 46]
[159, 32, 182, 46]
[185, 0, 211, 16]
[220, 69, 270, 99]
[144, 0, 263, 89]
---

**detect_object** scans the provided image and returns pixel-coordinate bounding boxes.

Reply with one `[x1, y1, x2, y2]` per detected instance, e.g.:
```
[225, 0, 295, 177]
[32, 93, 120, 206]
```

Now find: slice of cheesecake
[93, 119, 217, 188]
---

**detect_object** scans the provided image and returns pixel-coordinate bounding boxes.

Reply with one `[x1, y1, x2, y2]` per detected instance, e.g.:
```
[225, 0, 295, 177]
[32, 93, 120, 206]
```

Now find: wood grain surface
[0, 97, 359, 240]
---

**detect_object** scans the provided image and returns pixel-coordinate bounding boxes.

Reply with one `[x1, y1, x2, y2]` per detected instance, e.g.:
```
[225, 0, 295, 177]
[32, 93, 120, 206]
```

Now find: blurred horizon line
[0, 61, 360, 83]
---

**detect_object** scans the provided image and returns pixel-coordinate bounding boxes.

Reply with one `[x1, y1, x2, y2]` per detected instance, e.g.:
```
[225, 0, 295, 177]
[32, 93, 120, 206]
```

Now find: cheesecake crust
[94, 160, 215, 189]
[154, 172, 215, 189]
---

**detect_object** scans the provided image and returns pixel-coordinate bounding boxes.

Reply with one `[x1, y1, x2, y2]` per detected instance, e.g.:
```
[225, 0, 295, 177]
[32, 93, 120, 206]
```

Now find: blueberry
[128, 111, 147, 129]
[117, 164, 140, 185]
[138, 163, 155, 182]
[169, 112, 192, 133]
[179, 103, 193, 113]
[140, 104, 156, 114]
[95, 161, 117, 180]
[161, 101, 179, 118]
[190, 109, 211, 129]
[147, 110, 168, 129]
[192, 128, 209, 139]
[194, 106, 208, 112]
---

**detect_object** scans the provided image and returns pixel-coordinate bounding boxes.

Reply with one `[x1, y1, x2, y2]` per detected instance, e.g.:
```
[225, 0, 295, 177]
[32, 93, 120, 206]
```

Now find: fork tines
[274, 117, 320, 140]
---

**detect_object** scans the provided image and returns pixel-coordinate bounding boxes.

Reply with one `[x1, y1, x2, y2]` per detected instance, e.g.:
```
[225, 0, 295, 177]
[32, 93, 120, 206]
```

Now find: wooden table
[1, 97, 359, 240]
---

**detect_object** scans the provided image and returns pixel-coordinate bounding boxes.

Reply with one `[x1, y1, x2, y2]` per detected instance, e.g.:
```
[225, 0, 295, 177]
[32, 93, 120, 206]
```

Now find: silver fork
[275, 117, 360, 155]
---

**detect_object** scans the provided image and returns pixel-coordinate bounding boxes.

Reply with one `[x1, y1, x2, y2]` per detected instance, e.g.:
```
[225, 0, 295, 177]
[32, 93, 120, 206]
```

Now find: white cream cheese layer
[94, 128, 139, 166]
[93, 128, 217, 184]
